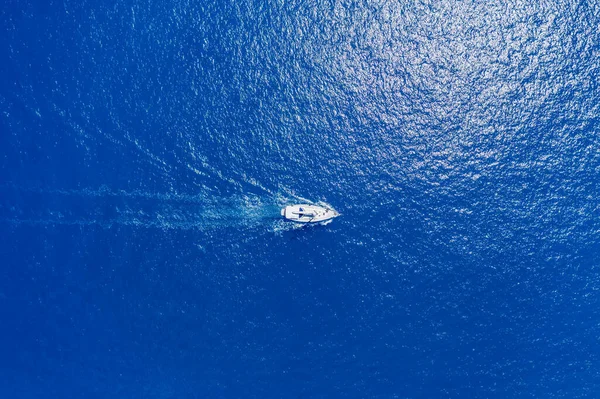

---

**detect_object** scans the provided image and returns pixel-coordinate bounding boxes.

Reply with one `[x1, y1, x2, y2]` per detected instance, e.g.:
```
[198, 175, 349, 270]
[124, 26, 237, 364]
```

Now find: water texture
[1, 0, 600, 397]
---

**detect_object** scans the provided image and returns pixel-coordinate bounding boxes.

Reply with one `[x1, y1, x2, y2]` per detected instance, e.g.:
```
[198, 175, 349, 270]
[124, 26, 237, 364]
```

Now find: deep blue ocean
[2, 0, 600, 397]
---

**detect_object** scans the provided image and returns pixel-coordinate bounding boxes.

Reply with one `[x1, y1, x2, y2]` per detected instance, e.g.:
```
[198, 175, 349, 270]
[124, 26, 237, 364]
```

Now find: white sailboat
[280, 204, 339, 223]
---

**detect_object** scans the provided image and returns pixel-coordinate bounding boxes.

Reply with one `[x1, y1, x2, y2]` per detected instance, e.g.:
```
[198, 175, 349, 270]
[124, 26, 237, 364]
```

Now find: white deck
[281, 204, 339, 223]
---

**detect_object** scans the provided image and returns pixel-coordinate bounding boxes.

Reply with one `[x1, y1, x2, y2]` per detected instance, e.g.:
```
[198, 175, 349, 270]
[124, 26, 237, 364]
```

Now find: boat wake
[0, 184, 300, 233]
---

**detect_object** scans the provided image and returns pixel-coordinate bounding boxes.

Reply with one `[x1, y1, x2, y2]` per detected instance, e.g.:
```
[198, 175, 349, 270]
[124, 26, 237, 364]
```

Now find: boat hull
[281, 204, 339, 223]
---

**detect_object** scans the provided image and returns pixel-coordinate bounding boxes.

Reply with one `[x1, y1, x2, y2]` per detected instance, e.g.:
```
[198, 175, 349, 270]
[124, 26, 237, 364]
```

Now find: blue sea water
[2, 0, 600, 397]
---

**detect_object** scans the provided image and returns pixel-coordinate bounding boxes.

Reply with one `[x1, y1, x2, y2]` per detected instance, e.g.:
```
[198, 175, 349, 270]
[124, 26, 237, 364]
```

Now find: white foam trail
[2, 183, 341, 235]
[1, 185, 282, 232]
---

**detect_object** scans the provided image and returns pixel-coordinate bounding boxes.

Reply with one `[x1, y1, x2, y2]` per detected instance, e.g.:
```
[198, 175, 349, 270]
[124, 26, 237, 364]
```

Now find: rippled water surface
[2, 0, 600, 397]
